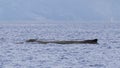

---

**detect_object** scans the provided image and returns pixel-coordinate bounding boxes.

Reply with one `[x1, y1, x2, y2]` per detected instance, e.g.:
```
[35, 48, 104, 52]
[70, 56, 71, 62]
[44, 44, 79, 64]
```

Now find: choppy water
[0, 22, 120, 68]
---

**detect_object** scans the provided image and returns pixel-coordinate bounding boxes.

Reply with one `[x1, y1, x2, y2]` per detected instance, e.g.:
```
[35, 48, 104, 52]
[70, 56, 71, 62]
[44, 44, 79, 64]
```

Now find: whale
[25, 39, 98, 44]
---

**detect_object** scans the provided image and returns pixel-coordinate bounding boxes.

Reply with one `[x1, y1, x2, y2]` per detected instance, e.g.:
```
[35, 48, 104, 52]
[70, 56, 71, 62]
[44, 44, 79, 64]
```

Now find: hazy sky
[0, 0, 119, 21]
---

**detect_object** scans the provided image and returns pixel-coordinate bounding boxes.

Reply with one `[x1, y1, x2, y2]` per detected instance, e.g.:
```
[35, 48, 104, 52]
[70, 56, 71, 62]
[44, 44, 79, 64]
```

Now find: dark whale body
[26, 39, 98, 44]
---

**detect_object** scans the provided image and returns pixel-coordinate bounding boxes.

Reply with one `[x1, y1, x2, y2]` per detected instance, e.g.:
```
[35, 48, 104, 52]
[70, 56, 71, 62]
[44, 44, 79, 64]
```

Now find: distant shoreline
[0, 21, 119, 24]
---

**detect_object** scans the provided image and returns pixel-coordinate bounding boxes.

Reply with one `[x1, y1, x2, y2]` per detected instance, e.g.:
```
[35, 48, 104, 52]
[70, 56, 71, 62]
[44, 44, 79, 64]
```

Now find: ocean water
[0, 22, 120, 68]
